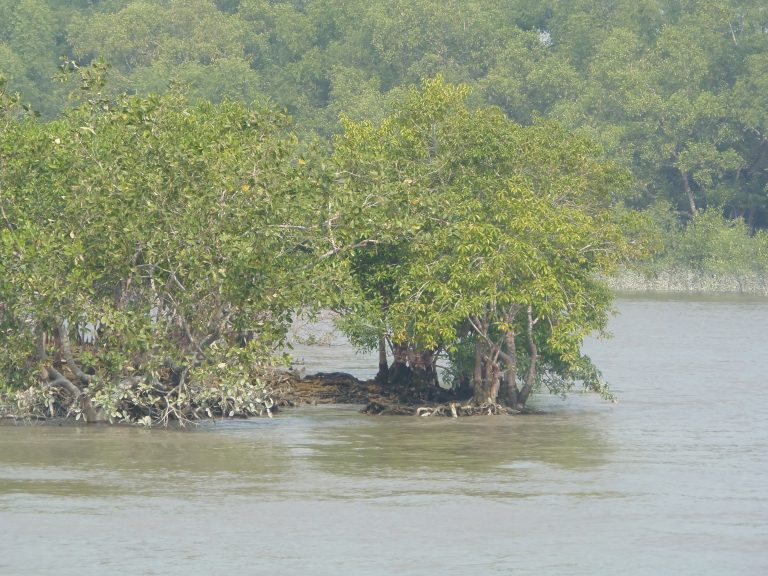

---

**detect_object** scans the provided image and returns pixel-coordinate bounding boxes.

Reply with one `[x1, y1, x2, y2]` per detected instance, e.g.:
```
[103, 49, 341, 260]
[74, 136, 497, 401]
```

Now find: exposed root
[2, 366, 527, 425]
[1, 366, 288, 427]
[277, 372, 379, 406]
[282, 372, 522, 417]
[363, 400, 518, 417]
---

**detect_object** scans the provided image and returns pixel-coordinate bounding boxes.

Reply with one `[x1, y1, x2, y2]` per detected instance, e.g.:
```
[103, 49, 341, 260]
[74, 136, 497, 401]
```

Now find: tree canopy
[2, 0, 766, 422]
[329, 77, 650, 406]
[1, 68, 653, 420]
[1, 65, 325, 423]
[2, 0, 766, 228]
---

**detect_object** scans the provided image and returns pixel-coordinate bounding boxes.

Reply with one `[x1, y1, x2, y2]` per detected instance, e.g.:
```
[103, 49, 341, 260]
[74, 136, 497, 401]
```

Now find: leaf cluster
[328, 77, 647, 396]
[0, 79, 330, 423]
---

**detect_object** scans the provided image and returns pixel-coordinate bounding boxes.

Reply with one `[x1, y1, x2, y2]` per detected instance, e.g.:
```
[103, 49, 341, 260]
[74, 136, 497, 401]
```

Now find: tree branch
[519, 305, 539, 405]
[57, 319, 95, 384]
[42, 366, 83, 399]
[0, 203, 14, 230]
[319, 238, 381, 260]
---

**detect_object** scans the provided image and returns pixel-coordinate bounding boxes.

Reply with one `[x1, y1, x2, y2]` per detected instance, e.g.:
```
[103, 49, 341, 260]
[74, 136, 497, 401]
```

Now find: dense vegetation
[0, 69, 648, 421]
[331, 78, 650, 406]
[1, 65, 330, 423]
[2, 0, 767, 227]
[1, 0, 767, 423]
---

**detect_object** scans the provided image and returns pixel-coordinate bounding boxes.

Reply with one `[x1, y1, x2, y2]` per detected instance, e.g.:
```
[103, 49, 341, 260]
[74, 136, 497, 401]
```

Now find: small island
[1, 72, 644, 425]
[2, 65, 766, 426]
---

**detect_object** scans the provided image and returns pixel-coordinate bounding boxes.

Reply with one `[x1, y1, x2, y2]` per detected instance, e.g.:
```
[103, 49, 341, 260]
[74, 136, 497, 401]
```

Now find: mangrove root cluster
[362, 400, 515, 417]
[0, 363, 290, 426]
[281, 372, 523, 417]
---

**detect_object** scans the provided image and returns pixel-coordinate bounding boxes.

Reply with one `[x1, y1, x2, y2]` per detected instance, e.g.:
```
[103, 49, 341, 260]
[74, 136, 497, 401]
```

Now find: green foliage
[0, 69, 325, 423]
[653, 209, 768, 276]
[3, 0, 768, 413]
[328, 76, 650, 404]
[2, 0, 767, 231]
[0, 0, 67, 116]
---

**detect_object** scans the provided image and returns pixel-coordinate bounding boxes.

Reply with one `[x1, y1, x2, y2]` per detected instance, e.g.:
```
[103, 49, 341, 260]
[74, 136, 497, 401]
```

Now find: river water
[1, 296, 767, 575]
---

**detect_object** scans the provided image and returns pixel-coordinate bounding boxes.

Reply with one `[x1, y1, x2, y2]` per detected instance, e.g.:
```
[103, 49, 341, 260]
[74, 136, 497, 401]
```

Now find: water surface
[1, 296, 767, 575]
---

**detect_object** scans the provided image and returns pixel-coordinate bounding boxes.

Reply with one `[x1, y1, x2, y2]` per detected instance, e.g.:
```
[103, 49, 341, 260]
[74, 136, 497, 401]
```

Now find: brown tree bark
[36, 323, 103, 422]
[469, 315, 505, 404]
[376, 332, 389, 384]
[499, 329, 519, 407]
[487, 357, 501, 401]
[518, 305, 539, 407]
[682, 170, 697, 216]
[472, 339, 489, 403]
[388, 342, 411, 385]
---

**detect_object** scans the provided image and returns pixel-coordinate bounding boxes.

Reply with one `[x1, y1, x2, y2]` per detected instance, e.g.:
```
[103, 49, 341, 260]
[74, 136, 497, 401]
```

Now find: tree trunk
[376, 332, 389, 384]
[406, 344, 417, 371]
[57, 320, 95, 385]
[487, 358, 501, 401]
[499, 329, 519, 407]
[472, 339, 490, 403]
[518, 306, 538, 407]
[682, 170, 697, 216]
[418, 349, 438, 387]
[473, 379, 492, 404]
[473, 338, 483, 390]
[388, 342, 411, 385]
[427, 350, 440, 388]
[474, 350, 501, 404]
[43, 320, 104, 422]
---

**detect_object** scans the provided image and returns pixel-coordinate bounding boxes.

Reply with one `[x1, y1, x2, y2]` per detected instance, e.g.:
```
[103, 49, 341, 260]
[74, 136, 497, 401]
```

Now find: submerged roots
[0, 367, 288, 426]
[362, 400, 516, 417]
[282, 372, 522, 417]
[2, 369, 525, 425]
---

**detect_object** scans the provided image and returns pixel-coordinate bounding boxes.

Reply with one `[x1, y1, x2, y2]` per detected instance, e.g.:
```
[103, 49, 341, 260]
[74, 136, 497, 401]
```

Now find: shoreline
[604, 269, 768, 296]
[3, 282, 765, 426]
[0, 372, 519, 425]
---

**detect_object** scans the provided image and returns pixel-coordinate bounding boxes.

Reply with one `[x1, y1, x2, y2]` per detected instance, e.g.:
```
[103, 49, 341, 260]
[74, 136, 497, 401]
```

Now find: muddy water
[1, 296, 767, 575]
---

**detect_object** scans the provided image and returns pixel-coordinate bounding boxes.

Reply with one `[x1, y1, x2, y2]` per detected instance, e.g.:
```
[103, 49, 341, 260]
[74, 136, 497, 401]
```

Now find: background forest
[2, 0, 768, 232]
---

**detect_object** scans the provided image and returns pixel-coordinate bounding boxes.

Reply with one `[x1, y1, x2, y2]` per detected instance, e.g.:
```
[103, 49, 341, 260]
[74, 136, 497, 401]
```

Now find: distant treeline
[1, 0, 767, 229]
